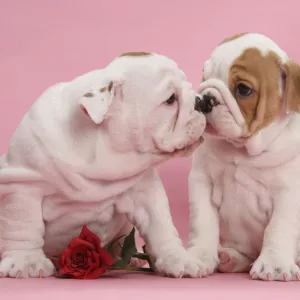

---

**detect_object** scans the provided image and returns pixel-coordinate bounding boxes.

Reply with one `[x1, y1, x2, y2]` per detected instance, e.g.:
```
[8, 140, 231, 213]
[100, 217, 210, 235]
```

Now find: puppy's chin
[159, 137, 204, 158]
[175, 137, 204, 156]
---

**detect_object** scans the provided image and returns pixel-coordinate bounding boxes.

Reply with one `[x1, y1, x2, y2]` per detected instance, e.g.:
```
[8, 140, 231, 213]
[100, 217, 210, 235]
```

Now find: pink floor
[1, 0, 300, 298]
[1, 273, 300, 299]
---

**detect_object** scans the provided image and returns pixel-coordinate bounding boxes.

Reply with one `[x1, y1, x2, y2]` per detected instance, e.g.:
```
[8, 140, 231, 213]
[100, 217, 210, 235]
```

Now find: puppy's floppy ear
[282, 60, 300, 113]
[79, 79, 123, 124]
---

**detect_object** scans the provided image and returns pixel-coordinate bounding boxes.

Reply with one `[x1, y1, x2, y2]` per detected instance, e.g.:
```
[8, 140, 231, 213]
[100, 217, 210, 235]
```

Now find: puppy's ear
[282, 60, 300, 113]
[79, 80, 122, 124]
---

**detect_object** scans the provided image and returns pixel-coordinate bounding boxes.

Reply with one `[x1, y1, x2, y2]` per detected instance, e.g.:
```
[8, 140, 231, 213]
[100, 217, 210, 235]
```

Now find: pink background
[1, 0, 300, 298]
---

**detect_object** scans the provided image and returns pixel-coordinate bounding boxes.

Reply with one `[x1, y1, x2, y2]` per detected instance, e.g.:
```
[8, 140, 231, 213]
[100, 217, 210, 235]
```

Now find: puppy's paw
[187, 247, 218, 277]
[218, 247, 252, 273]
[250, 252, 300, 281]
[0, 249, 55, 278]
[154, 249, 205, 278]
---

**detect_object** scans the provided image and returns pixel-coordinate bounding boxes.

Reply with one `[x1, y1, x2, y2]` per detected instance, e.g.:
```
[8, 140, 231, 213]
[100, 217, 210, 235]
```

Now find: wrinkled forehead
[204, 33, 288, 81]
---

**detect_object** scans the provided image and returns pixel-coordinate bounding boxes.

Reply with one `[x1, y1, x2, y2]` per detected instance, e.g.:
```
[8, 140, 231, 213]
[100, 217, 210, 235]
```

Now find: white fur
[189, 33, 300, 281]
[0, 53, 206, 278]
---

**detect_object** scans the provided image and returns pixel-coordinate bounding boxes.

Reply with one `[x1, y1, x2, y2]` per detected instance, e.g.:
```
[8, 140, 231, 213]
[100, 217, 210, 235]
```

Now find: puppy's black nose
[194, 94, 218, 114]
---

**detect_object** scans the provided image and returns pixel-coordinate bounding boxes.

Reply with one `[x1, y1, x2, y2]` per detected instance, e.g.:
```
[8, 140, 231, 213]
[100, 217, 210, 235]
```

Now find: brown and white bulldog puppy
[0, 52, 206, 278]
[188, 33, 300, 281]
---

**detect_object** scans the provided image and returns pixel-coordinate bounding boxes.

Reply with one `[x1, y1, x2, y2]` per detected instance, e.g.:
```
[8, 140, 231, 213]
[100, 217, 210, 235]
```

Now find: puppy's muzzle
[194, 94, 219, 114]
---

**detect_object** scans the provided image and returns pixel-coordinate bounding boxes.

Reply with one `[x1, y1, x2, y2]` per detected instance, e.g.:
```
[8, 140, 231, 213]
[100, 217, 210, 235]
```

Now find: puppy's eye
[236, 83, 253, 98]
[165, 93, 176, 105]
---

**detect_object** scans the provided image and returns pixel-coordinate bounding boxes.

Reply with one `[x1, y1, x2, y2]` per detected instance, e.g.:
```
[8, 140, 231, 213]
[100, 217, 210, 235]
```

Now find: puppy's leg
[119, 168, 204, 278]
[0, 192, 55, 278]
[250, 189, 300, 281]
[187, 168, 219, 277]
[218, 247, 252, 273]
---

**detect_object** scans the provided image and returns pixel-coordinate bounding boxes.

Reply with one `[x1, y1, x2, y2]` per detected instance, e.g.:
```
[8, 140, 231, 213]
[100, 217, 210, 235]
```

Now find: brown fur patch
[108, 81, 113, 92]
[100, 87, 107, 92]
[228, 48, 282, 136]
[119, 52, 151, 57]
[83, 92, 94, 97]
[219, 32, 249, 45]
[281, 60, 300, 113]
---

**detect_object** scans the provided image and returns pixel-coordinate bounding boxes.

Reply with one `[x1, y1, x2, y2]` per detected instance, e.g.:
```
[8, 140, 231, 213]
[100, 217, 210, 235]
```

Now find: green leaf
[110, 257, 130, 269]
[142, 244, 155, 270]
[132, 253, 150, 261]
[109, 228, 138, 269]
[120, 227, 137, 263]
[106, 234, 126, 255]
[147, 256, 155, 271]
[109, 266, 154, 273]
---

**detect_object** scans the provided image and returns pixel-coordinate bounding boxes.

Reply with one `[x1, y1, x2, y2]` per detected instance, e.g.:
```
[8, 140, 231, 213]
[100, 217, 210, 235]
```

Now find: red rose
[56, 225, 114, 279]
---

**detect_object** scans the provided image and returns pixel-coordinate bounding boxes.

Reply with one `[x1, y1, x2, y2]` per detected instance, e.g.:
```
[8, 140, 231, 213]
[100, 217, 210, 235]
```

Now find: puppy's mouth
[205, 122, 246, 147]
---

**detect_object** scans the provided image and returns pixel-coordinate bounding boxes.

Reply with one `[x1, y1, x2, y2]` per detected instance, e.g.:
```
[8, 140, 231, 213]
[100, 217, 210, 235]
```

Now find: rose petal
[84, 266, 107, 279]
[59, 268, 85, 279]
[69, 263, 79, 272]
[69, 238, 95, 251]
[58, 266, 76, 277]
[87, 254, 94, 266]
[57, 247, 72, 268]
[64, 253, 73, 267]
[72, 251, 86, 264]
[92, 252, 100, 266]
[97, 248, 114, 266]
[79, 225, 102, 252]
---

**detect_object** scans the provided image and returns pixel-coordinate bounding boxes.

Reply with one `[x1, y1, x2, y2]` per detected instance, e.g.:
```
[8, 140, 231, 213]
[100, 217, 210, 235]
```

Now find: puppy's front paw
[250, 252, 300, 281]
[187, 247, 218, 277]
[154, 249, 205, 278]
[0, 249, 55, 278]
[218, 247, 252, 273]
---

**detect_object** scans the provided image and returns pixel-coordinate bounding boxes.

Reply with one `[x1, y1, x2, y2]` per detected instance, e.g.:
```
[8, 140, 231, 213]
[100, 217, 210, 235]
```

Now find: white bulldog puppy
[0, 52, 206, 278]
[188, 33, 300, 281]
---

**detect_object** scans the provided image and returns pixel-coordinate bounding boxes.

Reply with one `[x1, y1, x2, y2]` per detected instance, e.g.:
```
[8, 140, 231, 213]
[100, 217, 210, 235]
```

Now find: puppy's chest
[210, 158, 273, 227]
